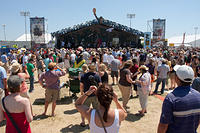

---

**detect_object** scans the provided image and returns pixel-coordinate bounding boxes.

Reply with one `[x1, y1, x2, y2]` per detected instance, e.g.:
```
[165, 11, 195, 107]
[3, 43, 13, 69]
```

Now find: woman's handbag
[2, 97, 22, 133]
[96, 109, 108, 133]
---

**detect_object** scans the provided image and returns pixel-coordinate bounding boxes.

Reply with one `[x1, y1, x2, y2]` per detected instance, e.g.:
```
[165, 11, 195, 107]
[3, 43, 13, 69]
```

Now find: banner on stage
[30, 17, 45, 48]
[153, 19, 166, 41]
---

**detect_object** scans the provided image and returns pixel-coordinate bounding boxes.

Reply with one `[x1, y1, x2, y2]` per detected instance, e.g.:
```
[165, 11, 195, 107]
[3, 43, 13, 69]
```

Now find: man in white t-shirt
[103, 51, 108, 66]
[107, 52, 114, 68]
[22, 52, 29, 67]
[70, 52, 76, 66]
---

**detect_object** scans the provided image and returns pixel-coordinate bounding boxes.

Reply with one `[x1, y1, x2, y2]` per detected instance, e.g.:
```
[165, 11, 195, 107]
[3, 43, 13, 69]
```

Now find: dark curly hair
[96, 84, 114, 122]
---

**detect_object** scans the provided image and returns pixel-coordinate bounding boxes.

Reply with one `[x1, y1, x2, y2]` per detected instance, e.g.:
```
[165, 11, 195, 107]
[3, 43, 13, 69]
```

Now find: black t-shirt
[80, 72, 101, 96]
[101, 71, 108, 83]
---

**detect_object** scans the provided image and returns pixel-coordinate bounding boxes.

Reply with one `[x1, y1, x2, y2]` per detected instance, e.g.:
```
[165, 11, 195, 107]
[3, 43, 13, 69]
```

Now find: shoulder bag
[2, 97, 22, 133]
[96, 109, 108, 133]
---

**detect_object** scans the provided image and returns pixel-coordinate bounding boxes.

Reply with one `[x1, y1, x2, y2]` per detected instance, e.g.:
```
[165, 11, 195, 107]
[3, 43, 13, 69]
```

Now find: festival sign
[30, 17, 45, 48]
[144, 32, 151, 49]
[153, 19, 166, 41]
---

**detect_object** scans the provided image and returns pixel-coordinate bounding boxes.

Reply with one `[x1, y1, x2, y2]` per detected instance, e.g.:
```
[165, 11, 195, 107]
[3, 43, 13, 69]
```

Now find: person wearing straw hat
[133, 65, 151, 116]
[10, 63, 30, 98]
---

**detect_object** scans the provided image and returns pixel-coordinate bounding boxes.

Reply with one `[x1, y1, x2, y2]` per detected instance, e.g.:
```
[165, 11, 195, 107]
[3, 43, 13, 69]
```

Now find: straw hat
[88, 63, 96, 71]
[0, 61, 4, 66]
[10, 63, 21, 73]
[139, 65, 149, 71]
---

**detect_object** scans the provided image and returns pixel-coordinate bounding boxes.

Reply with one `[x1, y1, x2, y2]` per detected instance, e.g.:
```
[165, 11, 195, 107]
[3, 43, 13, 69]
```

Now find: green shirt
[26, 63, 35, 76]
[53, 54, 57, 62]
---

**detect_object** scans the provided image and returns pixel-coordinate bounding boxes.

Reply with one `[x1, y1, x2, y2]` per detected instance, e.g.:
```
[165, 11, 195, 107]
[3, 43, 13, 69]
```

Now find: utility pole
[20, 11, 30, 42]
[2, 24, 6, 41]
[194, 27, 198, 47]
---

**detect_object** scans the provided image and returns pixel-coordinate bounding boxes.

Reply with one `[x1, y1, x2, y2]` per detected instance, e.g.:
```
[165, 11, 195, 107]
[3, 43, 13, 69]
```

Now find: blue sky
[0, 0, 199, 41]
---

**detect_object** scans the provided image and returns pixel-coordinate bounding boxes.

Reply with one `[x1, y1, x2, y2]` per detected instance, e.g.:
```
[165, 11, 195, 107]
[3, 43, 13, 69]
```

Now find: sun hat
[174, 65, 194, 83]
[10, 63, 21, 73]
[7, 75, 23, 88]
[139, 65, 149, 71]
[11, 60, 18, 65]
[0, 61, 4, 66]
[88, 63, 96, 71]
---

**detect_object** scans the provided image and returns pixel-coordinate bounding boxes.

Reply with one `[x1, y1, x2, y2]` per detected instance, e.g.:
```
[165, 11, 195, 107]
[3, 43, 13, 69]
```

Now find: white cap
[174, 65, 194, 83]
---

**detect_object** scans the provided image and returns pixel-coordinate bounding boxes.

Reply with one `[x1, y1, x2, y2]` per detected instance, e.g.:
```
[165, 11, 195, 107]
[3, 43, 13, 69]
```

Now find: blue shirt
[80, 72, 101, 97]
[1, 54, 7, 63]
[0, 66, 7, 89]
[160, 86, 200, 133]
[44, 58, 52, 71]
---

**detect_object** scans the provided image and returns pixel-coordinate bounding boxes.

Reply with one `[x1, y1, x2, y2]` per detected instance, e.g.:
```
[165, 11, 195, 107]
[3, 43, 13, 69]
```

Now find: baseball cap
[7, 75, 23, 88]
[174, 65, 194, 83]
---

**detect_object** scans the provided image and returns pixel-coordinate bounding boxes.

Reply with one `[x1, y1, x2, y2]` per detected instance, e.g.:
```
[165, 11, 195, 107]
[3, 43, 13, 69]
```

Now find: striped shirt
[160, 86, 200, 133]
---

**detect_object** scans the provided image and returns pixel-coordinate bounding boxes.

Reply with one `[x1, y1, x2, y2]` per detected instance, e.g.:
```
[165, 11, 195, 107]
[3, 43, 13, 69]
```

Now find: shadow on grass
[64, 109, 78, 115]
[0, 120, 6, 127]
[125, 113, 143, 122]
[60, 124, 89, 133]
[33, 96, 73, 105]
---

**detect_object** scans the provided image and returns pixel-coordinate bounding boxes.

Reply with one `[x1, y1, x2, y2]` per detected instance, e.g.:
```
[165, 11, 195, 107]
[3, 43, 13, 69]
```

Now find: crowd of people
[0, 45, 199, 133]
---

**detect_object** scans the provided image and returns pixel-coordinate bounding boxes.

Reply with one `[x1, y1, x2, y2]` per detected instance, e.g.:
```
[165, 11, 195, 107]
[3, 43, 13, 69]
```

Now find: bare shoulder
[19, 97, 30, 106]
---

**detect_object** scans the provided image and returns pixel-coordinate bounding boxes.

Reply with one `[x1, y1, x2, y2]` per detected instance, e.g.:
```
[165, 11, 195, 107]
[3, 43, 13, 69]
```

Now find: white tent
[168, 34, 200, 47]
[15, 33, 53, 44]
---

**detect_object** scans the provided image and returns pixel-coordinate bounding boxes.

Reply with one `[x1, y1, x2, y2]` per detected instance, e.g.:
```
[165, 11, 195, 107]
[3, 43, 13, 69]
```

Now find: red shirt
[130, 64, 139, 80]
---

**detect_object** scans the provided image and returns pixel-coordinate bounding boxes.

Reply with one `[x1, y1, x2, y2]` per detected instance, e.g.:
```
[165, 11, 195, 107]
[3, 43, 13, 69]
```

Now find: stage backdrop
[153, 19, 166, 41]
[30, 17, 45, 48]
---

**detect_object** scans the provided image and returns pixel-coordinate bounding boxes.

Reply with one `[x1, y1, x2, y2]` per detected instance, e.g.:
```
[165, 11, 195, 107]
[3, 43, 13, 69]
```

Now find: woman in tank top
[75, 84, 127, 133]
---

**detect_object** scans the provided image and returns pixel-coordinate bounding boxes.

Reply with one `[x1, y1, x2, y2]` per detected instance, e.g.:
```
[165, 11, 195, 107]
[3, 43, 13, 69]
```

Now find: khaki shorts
[83, 96, 99, 109]
[20, 91, 30, 99]
[45, 89, 60, 102]
[0, 88, 5, 100]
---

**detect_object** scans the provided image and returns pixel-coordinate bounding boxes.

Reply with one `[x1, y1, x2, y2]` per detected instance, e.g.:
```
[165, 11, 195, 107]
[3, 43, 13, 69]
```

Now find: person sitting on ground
[75, 84, 127, 133]
[0, 75, 33, 133]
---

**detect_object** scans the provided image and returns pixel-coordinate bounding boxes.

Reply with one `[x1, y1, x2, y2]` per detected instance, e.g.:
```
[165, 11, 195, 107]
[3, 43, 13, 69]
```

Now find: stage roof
[51, 19, 144, 37]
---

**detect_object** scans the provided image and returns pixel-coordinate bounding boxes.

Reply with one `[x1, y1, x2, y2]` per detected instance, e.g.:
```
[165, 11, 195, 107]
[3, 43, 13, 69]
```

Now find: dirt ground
[0, 73, 199, 133]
